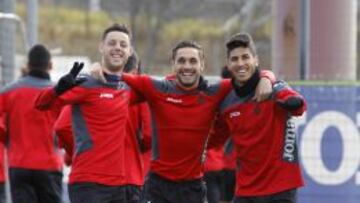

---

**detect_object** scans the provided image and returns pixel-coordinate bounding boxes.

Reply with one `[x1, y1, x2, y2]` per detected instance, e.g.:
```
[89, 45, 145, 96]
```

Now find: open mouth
[234, 66, 250, 76]
[111, 54, 121, 58]
[181, 73, 195, 77]
[110, 52, 124, 61]
[179, 70, 197, 77]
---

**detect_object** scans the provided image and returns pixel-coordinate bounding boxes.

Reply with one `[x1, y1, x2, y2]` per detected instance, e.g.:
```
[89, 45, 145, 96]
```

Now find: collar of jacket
[197, 76, 208, 91]
[173, 75, 208, 92]
[232, 69, 260, 98]
[104, 72, 121, 83]
[28, 70, 51, 80]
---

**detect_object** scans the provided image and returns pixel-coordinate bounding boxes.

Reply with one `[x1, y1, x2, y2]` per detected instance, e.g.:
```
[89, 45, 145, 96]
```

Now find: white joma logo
[229, 111, 241, 118]
[100, 93, 114, 99]
[166, 97, 182, 104]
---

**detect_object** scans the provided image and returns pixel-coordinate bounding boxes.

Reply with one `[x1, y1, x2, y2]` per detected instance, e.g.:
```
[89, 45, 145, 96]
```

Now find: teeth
[112, 54, 121, 58]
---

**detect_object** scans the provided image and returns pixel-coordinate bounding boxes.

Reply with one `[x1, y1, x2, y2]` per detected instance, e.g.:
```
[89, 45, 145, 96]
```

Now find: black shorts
[0, 183, 5, 203]
[124, 185, 142, 203]
[142, 172, 206, 203]
[9, 168, 63, 203]
[69, 182, 139, 203]
[203, 171, 223, 203]
[220, 169, 236, 202]
[233, 189, 297, 203]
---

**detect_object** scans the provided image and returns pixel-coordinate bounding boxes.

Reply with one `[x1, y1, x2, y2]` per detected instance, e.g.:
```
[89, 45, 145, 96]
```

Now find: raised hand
[55, 62, 87, 95]
[253, 77, 272, 102]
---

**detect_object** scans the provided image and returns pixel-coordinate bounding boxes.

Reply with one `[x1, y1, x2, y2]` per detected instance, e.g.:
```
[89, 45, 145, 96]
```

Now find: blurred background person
[0, 44, 63, 203]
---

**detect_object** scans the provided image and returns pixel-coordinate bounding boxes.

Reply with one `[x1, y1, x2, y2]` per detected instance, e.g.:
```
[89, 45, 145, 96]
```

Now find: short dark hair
[123, 51, 140, 73]
[102, 23, 132, 41]
[171, 40, 204, 60]
[28, 44, 51, 70]
[226, 33, 257, 57]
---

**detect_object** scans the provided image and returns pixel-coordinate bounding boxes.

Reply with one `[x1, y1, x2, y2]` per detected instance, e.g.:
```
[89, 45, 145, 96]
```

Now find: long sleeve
[207, 114, 231, 150]
[122, 73, 148, 98]
[34, 86, 86, 112]
[273, 81, 307, 116]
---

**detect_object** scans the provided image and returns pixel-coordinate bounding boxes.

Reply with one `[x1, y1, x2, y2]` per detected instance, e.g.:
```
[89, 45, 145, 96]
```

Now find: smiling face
[99, 31, 132, 74]
[227, 47, 258, 85]
[172, 47, 204, 90]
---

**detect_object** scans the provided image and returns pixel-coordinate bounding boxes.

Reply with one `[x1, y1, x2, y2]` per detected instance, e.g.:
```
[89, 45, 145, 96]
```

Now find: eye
[107, 40, 116, 46]
[230, 56, 238, 62]
[190, 58, 198, 65]
[120, 41, 128, 48]
[177, 57, 186, 64]
[241, 54, 250, 60]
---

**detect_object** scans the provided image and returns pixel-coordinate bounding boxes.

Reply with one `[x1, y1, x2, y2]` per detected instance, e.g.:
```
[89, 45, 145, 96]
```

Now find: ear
[254, 55, 259, 67]
[225, 57, 230, 68]
[171, 58, 176, 72]
[48, 61, 53, 71]
[200, 60, 205, 72]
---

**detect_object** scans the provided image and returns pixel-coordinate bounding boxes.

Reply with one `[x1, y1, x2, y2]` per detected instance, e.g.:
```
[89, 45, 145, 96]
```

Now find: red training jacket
[54, 101, 152, 186]
[125, 102, 152, 185]
[35, 75, 137, 186]
[204, 147, 224, 172]
[54, 105, 75, 166]
[223, 139, 236, 170]
[208, 80, 306, 196]
[122, 73, 232, 181]
[0, 75, 63, 171]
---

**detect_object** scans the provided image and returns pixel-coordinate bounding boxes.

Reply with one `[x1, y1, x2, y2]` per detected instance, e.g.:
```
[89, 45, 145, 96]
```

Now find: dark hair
[102, 23, 132, 41]
[226, 33, 257, 57]
[123, 51, 141, 73]
[171, 40, 204, 60]
[28, 44, 51, 70]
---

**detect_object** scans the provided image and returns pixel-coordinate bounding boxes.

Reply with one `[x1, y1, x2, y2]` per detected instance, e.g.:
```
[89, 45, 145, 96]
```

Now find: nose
[182, 61, 192, 69]
[235, 59, 245, 67]
[114, 42, 122, 50]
